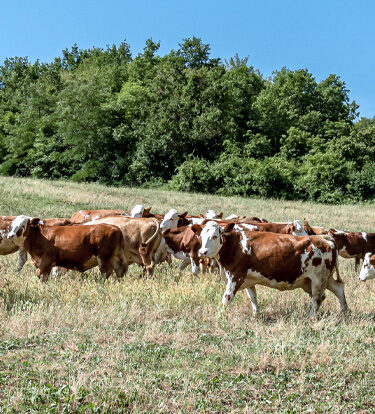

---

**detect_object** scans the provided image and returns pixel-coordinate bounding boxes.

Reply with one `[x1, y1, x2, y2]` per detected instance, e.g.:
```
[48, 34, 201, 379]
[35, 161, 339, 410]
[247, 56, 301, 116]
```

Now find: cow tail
[144, 219, 160, 245]
[334, 252, 344, 283]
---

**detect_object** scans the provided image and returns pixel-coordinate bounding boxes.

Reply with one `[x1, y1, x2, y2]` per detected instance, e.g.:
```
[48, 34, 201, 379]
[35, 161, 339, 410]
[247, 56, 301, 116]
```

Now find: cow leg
[16, 248, 28, 272]
[97, 257, 112, 280]
[189, 257, 199, 276]
[178, 258, 190, 275]
[222, 271, 242, 306]
[310, 278, 327, 317]
[327, 277, 349, 313]
[199, 260, 207, 274]
[245, 287, 259, 314]
[36, 264, 52, 283]
[110, 255, 128, 280]
[210, 259, 218, 274]
[355, 257, 361, 272]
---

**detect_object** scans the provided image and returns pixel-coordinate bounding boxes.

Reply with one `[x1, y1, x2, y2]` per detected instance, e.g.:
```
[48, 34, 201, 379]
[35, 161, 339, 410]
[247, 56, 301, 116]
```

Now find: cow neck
[218, 231, 242, 269]
[24, 225, 45, 255]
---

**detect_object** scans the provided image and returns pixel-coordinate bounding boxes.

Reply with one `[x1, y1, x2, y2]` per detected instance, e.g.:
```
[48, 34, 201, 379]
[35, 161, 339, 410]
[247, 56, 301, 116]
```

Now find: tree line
[0, 37, 374, 203]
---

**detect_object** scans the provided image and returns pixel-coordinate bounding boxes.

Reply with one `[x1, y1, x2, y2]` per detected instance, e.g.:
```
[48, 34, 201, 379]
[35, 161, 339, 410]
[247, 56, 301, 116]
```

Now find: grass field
[1, 176, 375, 413]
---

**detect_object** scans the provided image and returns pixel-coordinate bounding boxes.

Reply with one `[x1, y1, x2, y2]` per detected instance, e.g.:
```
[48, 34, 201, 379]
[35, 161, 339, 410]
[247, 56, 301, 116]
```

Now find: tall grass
[1, 177, 375, 412]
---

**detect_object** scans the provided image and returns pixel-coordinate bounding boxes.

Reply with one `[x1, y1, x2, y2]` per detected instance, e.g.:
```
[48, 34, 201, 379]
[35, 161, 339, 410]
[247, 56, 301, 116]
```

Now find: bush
[168, 158, 216, 193]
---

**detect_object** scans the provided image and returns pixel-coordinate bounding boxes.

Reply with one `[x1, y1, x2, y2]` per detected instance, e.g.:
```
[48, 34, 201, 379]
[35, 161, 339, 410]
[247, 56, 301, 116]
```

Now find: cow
[192, 221, 348, 316]
[162, 225, 203, 275]
[328, 229, 375, 270]
[84, 216, 163, 277]
[7, 215, 127, 282]
[70, 204, 152, 224]
[0, 216, 72, 272]
[359, 253, 375, 281]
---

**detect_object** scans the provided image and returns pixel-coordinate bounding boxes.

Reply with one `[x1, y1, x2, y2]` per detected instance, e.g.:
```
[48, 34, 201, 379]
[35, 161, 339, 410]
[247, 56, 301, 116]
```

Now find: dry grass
[1, 176, 375, 412]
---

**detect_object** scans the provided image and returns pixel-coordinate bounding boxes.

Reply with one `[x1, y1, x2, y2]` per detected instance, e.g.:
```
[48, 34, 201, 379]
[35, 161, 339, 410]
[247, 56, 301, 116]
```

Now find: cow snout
[7, 232, 15, 239]
[199, 249, 208, 256]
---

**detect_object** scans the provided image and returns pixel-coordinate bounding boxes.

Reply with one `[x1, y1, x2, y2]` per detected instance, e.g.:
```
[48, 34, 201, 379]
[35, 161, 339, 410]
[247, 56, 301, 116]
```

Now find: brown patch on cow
[312, 257, 322, 267]
[325, 259, 331, 269]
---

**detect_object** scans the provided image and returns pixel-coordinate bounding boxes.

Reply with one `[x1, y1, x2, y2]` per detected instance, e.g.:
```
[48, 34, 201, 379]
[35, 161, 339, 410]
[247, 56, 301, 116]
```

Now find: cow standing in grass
[7, 215, 127, 282]
[192, 221, 348, 316]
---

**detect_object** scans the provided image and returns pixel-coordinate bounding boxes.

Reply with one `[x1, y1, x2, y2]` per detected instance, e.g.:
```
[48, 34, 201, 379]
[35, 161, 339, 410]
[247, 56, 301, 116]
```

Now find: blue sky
[1, 0, 374, 118]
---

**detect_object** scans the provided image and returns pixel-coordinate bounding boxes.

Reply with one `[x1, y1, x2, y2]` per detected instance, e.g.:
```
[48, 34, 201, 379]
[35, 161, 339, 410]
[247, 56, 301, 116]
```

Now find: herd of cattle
[1, 204, 375, 316]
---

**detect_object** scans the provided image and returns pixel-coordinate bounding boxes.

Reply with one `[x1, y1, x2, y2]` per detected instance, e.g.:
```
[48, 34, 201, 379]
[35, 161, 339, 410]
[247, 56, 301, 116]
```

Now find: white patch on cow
[205, 210, 219, 219]
[362, 232, 368, 241]
[160, 209, 178, 230]
[7, 215, 31, 240]
[359, 253, 375, 281]
[92, 215, 100, 221]
[300, 249, 310, 272]
[190, 217, 205, 225]
[199, 221, 223, 257]
[240, 223, 258, 232]
[333, 229, 346, 235]
[131, 204, 144, 217]
[233, 224, 252, 255]
[225, 214, 238, 220]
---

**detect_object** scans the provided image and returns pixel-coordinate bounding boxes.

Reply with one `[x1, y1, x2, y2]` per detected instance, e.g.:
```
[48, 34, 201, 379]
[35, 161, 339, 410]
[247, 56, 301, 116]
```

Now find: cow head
[142, 206, 153, 217]
[286, 220, 308, 236]
[7, 215, 35, 240]
[195, 221, 228, 257]
[160, 209, 179, 231]
[204, 210, 222, 220]
[130, 204, 145, 217]
[359, 253, 375, 281]
[225, 214, 238, 220]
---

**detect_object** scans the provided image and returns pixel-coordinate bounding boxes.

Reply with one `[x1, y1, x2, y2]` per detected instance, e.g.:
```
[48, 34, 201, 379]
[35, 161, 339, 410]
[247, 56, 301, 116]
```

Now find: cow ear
[179, 212, 188, 218]
[191, 224, 202, 236]
[223, 222, 235, 235]
[217, 212, 223, 219]
[30, 218, 41, 226]
[144, 207, 152, 214]
[162, 228, 170, 236]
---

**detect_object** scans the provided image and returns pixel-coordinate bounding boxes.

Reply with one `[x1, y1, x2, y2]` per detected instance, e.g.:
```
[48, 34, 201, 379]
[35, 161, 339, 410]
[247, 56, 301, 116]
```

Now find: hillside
[1, 177, 375, 412]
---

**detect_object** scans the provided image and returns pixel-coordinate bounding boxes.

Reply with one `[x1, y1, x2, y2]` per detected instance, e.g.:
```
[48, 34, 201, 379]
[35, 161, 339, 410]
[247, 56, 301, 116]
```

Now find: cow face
[286, 220, 308, 236]
[197, 221, 224, 257]
[359, 253, 375, 281]
[131, 204, 145, 217]
[160, 209, 179, 230]
[7, 215, 32, 240]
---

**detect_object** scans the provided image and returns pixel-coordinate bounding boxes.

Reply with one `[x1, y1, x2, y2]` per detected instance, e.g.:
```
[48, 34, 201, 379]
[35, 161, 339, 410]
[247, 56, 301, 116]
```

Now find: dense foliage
[0, 37, 374, 202]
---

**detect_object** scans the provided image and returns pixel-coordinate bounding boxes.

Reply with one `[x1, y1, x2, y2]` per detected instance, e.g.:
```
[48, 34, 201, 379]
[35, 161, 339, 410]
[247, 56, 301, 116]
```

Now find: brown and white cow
[0, 216, 72, 272]
[70, 204, 152, 224]
[7, 215, 127, 282]
[328, 229, 375, 270]
[85, 216, 163, 277]
[162, 225, 203, 275]
[193, 221, 348, 316]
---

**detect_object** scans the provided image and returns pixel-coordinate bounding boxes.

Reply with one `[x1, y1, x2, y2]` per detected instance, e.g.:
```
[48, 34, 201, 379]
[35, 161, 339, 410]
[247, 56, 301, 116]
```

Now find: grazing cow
[162, 225, 202, 275]
[70, 204, 151, 224]
[193, 221, 348, 315]
[7, 216, 127, 282]
[328, 229, 375, 270]
[85, 216, 163, 277]
[359, 253, 375, 281]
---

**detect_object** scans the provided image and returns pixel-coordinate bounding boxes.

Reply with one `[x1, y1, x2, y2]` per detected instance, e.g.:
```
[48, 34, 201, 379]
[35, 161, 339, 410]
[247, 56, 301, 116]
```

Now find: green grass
[1, 176, 375, 412]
